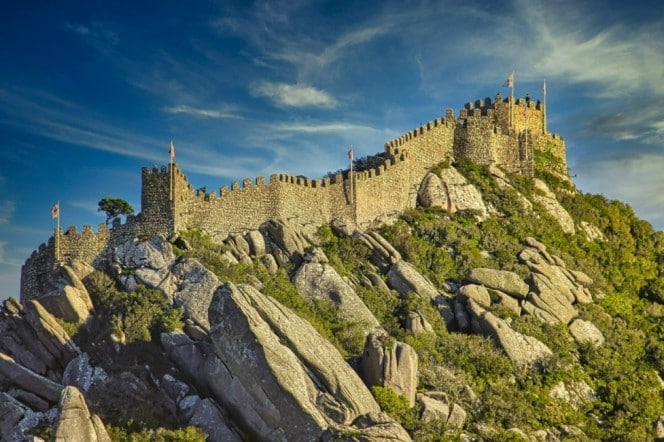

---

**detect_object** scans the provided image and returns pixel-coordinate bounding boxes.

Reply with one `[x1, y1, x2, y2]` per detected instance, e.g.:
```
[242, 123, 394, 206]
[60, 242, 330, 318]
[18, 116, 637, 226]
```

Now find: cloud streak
[250, 82, 338, 108]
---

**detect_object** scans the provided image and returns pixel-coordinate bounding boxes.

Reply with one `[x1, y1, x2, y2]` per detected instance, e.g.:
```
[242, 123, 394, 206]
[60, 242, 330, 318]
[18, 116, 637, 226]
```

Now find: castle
[20, 93, 566, 299]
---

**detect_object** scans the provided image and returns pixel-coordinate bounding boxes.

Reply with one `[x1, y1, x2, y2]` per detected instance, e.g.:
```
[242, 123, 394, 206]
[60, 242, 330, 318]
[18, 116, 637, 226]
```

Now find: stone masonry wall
[21, 95, 567, 301]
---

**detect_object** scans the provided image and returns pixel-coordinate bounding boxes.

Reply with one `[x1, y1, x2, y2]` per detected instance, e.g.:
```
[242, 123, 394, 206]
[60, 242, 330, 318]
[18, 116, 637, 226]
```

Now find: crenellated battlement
[21, 90, 567, 302]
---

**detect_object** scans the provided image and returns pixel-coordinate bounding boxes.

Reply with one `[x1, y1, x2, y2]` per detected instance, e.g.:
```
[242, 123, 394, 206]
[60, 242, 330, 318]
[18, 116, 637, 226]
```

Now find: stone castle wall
[21, 95, 567, 300]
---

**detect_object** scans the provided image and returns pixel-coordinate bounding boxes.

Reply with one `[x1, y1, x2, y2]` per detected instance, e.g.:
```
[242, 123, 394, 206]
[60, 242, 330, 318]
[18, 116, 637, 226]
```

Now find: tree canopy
[98, 197, 134, 226]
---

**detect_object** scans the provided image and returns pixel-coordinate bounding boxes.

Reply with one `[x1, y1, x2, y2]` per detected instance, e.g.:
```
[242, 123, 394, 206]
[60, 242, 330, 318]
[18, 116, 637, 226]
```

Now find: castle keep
[21, 93, 565, 299]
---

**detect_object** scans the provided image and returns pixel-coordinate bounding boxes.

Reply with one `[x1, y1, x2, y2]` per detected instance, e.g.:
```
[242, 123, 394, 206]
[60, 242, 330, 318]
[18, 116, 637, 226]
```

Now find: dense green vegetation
[313, 157, 664, 439]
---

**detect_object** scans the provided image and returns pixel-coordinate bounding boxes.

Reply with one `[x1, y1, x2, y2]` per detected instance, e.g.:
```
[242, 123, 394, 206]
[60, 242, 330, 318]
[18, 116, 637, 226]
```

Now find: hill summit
[4, 93, 664, 441]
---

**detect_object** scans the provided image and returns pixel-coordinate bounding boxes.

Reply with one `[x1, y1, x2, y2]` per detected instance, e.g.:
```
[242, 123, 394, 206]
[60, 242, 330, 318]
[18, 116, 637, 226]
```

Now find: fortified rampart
[21, 93, 566, 301]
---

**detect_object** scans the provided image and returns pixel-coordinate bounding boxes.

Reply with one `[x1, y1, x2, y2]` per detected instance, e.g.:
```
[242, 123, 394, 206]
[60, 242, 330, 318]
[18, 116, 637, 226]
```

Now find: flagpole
[54, 201, 61, 264]
[349, 145, 354, 206]
[510, 70, 515, 129]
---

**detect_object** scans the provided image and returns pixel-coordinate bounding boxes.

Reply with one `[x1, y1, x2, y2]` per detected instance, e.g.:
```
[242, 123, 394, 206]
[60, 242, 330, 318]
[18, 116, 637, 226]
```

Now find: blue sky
[1, 0, 663, 298]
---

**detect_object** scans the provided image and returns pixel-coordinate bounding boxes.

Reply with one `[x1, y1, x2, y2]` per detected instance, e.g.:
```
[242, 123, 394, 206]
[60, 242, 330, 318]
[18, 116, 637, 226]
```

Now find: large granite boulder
[293, 248, 379, 331]
[418, 169, 488, 220]
[457, 284, 491, 308]
[354, 231, 402, 272]
[0, 352, 63, 404]
[466, 268, 529, 299]
[387, 261, 438, 299]
[188, 398, 242, 442]
[170, 258, 220, 330]
[0, 298, 79, 381]
[528, 273, 578, 324]
[260, 219, 310, 267]
[111, 235, 176, 294]
[568, 319, 605, 347]
[531, 179, 575, 234]
[206, 282, 386, 440]
[323, 412, 412, 441]
[466, 300, 553, 369]
[36, 265, 94, 324]
[360, 330, 418, 407]
[54, 386, 111, 442]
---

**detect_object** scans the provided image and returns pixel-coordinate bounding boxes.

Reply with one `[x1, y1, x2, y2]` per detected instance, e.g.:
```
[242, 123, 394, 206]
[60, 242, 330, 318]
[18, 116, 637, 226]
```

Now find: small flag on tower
[503, 72, 514, 88]
[51, 202, 59, 220]
[347, 146, 353, 160]
[169, 140, 175, 161]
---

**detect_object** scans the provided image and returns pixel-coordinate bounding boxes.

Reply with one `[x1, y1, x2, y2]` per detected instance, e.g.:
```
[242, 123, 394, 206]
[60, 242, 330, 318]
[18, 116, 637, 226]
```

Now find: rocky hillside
[3, 157, 664, 441]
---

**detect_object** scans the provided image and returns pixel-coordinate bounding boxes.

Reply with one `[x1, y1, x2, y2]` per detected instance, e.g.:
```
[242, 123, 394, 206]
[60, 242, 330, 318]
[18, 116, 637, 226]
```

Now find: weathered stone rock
[161, 374, 190, 403]
[528, 274, 578, 324]
[228, 233, 250, 259]
[360, 330, 418, 406]
[160, 332, 210, 396]
[37, 265, 94, 324]
[9, 387, 51, 411]
[207, 282, 382, 440]
[261, 219, 309, 267]
[112, 235, 176, 295]
[417, 394, 449, 423]
[171, 259, 220, 330]
[521, 299, 558, 324]
[0, 392, 31, 442]
[245, 230, 267, 258]
[532, 179, 575, 234]
[293, 249, 379, 330]
[62, 353, 94, 393]
[354, 231, 401, 271]
[418, 169, 488, 220]
[569, 270, 593, 288]
[0, 352, 64, 403]
[491, 290, 522, 315]
[466, 300, 553, 369]
[467, 268, 529, 299]
[653, 415, 664, 440]
[457, 284, 491, 308]
[406, 311, 434, 334]
[322, 411, 412, 441]
[568, 319, 605, 347]
[387, 261, 438, 299]
[580, 221, 606, 242]
[54, 386, 111, 442]
[549, 380, 595, 410]
[188, 398, 242, 442]
[447, 403, 467, 428]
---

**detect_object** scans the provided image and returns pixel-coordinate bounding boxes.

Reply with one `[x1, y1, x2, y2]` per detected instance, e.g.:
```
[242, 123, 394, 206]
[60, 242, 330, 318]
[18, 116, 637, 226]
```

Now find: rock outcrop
[112, 235, 176, 294]
[54, 386, 111, 442]
[0, 298, 79, 381]
[35, 264, 94, 324]
[466, 268, 529, 299]
[293, 248, 379, 331]
[531, 178, 575, 234]
[206, 282, 398, 440]
[360, 330, 418, 407]
[466, 300, 553, 369]
[418, 169, 488, 220]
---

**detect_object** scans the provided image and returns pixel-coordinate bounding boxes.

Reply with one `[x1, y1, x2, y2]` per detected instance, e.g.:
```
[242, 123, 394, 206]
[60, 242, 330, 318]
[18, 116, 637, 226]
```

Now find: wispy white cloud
[269, 122, 377, 134]
[64, 21, 120, 48]
[0, 201, 15, 224]
[163, 104, 243, 119]
[250, 82, 338, 108]
[0, 87, 167, 162]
